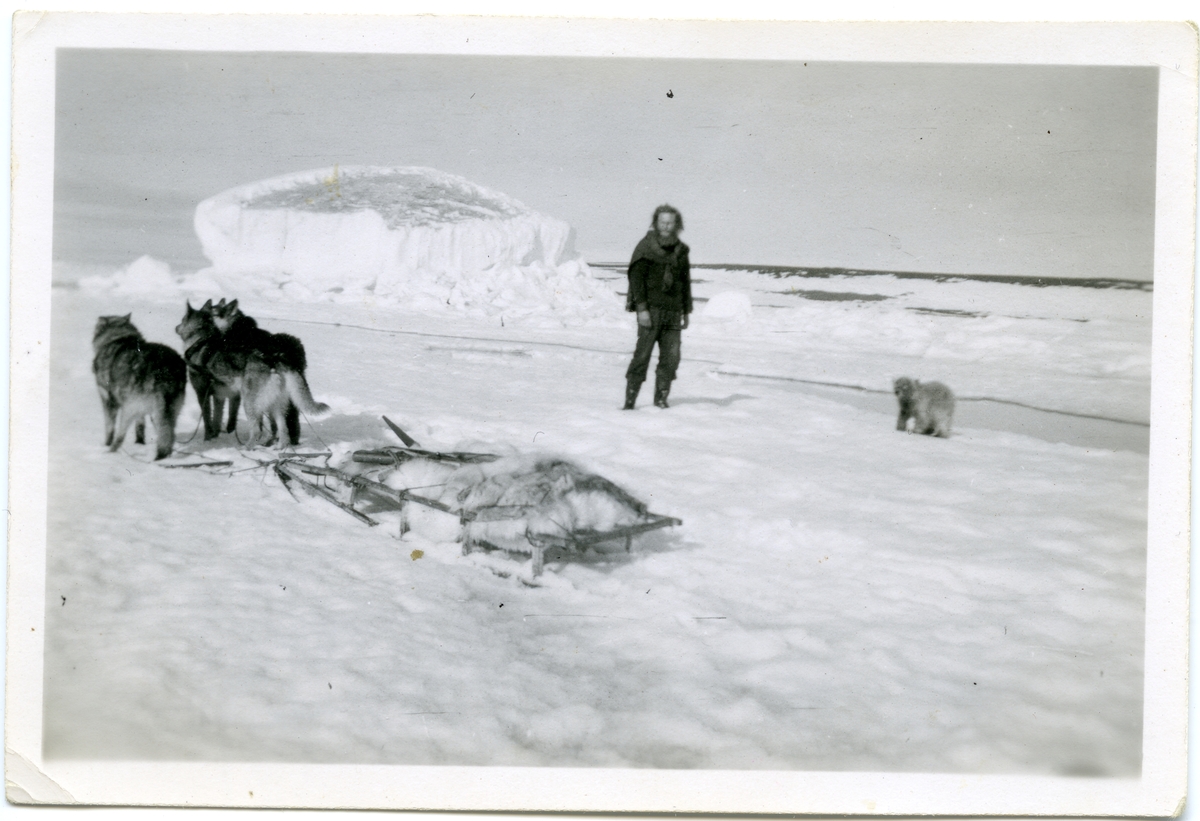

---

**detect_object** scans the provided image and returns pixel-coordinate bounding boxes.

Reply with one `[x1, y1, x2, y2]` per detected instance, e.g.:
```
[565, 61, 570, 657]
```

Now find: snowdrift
[192, 166, 619, 322]
[78, 255, 181, 296]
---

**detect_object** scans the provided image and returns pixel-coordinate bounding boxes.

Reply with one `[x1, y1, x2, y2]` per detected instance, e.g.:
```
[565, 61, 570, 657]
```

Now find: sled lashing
[274, 449, 681, 577]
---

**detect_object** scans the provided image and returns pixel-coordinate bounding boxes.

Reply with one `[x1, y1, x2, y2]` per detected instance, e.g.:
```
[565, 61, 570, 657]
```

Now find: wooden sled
[273, 452, 681, 578]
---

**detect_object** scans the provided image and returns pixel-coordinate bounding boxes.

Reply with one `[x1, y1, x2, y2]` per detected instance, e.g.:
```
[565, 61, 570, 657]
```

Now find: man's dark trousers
[626, 309, 682, 395]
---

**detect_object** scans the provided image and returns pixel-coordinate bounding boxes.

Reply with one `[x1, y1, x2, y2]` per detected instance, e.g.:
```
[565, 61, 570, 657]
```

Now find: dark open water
[732, 375, 1148, 455]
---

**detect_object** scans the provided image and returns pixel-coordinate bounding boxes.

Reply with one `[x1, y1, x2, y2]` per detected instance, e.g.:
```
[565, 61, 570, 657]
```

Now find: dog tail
[281, 367, 330, 416]
[151, 390, 187, 460]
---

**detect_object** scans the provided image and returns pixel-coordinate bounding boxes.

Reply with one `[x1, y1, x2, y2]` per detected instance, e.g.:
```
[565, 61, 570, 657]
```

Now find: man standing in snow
[623, 204, 693, 409]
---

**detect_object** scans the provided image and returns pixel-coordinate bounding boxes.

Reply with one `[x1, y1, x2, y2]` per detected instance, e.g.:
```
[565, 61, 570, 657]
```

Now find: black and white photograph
[6, 13, 1195, 815]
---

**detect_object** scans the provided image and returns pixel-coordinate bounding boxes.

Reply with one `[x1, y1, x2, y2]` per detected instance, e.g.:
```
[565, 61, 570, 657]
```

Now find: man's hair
[650, 204, 684, 232]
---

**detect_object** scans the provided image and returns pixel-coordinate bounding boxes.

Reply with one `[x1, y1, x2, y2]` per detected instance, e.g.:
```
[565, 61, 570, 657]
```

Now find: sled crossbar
[289, 462, 454, 513]
[275, 462, 380, 527]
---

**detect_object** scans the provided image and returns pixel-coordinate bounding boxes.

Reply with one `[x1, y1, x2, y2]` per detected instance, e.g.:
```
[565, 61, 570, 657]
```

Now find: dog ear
[201, 299, 214, 311]
[228, 298, 238, 312]
[216, 297, 226, 308]
[122, 312, 132, 321]
[185, 301, 195, 315]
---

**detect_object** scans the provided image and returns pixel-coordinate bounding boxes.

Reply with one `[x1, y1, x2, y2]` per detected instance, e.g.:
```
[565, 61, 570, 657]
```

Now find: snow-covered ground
[43, 255, 1148, 775]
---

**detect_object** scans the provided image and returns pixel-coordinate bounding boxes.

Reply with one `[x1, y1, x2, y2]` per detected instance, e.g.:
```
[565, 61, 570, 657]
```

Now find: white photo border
[7, 13, 1196, 815]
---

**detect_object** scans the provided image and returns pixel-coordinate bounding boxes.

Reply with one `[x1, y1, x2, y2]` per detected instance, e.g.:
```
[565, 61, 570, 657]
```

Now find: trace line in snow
[247, 316, 1145, 429]
[255, 316, 632, 357]
[521, 614, 639, 620]
[251, 315, 1147, 428]
[713, 369, 1149, 427]
[1027, 645, 1096, 656]
[423, 344, 533, 357]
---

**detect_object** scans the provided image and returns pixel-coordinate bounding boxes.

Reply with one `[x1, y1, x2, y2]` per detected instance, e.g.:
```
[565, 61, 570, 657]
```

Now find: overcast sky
[54, 50, 1158, 279]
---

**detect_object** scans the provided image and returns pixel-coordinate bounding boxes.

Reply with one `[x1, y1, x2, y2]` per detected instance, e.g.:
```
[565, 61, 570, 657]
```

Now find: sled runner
[461, 505, 681, 577]
[271, 443, 682, 578]
[274, 460, 384, 527]
[158, 458, 235, 469]
[350, 446, 500, 466]
[275, 459, 455, 522]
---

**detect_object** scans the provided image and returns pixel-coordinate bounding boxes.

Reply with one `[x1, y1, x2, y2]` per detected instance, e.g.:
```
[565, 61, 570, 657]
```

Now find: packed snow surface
[183, 166, 610, 323]
[44, 255, 1149, 775]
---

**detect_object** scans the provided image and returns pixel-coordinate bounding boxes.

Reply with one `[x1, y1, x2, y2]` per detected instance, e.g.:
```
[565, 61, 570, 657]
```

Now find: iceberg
[192, 166, 618, 322]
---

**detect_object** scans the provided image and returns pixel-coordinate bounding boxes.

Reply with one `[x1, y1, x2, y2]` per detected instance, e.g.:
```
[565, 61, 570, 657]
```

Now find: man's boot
[653, 379, 671, 409]
[623, 380, 642, 410]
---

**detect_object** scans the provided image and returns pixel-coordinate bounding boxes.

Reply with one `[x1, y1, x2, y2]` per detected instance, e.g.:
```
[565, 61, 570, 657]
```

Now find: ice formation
[79, 255, 181, 296]
[701, 290, 754, 322]
[192, 166, 619, 322]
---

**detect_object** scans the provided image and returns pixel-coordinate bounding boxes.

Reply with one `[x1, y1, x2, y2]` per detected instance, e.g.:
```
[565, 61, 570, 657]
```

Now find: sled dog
[175, 301, 328, 447]
[92, 314, 187, 460]
[176, 301, 246, 441]
[893, 377, 955, 438]
[210, 298, 309, 443]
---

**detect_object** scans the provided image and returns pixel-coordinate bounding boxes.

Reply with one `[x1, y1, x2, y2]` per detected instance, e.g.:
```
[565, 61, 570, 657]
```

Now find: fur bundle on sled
[349, 448, 654, 551]
[446, 457, 649, 542]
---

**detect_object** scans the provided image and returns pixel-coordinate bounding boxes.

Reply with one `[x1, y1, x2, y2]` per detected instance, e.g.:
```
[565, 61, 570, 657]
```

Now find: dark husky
[175, 301, 328, 447]
[210, 298, 309, 444]
[92, 314, 187, 460]
[175, 302, 242, 441]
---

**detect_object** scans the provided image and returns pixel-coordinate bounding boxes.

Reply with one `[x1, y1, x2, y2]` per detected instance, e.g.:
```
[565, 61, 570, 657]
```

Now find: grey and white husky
[175, 302, 328, 447]
[92, 314, 187, 460]
[893, 377, 955, 438]
[210, 298, 309, 443]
